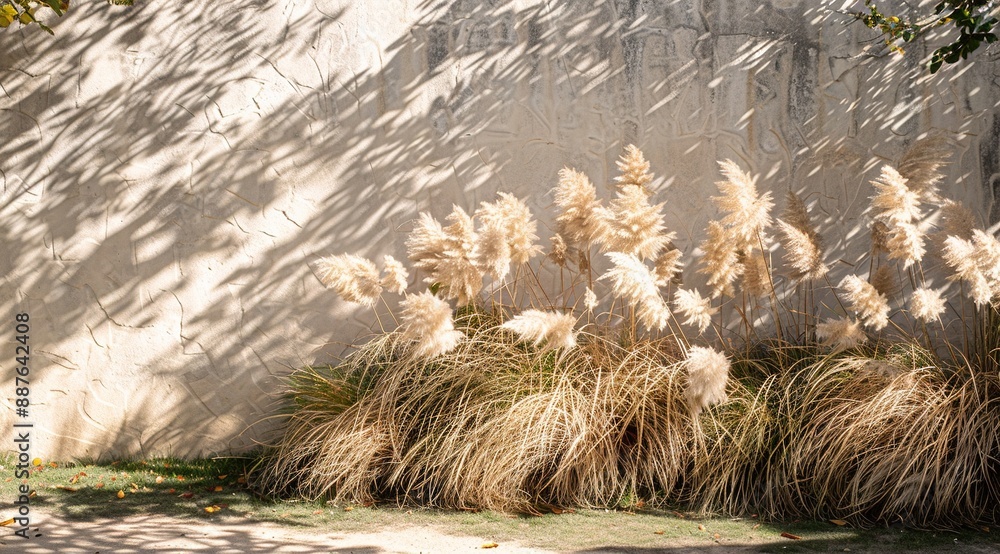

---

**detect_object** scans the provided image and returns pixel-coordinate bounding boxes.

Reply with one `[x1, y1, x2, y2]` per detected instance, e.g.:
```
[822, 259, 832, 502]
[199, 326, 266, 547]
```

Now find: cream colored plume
[600, 252, 671, 331]
[501, 310, 578, 351]
[937, 199, 977, 241]
[776, 190, 827, 282]
[475, 192, 542, 265]
[739, 252, 770, 298]
[474, 224, 512, 281]
[583, 287, 598, 312]
[674, 288, 716, 333]
[653, 248, 684, 288]
[712, 160, 773, 250]
[898, 136, 949, 202]
[871, 165, 921, 225]
[553, 168, 602, 245]
[595, 185, 673, 260]
[398, 291, 464, 359]
[815, 317, 867, 352]
[381, 255, 409, 294]
[684, 346, 730, 417]
[548, 234, 569, 267]
[698, 221, 741, 298]
[886, 222, 925, 269]
[869, 265, 900, 301]
[405, 207, 484, 306]
[910, 287, 946, 323]
[614, 144, 654, 190]
[316, 254, 383, 306]
[838, 274, 890, 331]
[942, 235, 993, 306]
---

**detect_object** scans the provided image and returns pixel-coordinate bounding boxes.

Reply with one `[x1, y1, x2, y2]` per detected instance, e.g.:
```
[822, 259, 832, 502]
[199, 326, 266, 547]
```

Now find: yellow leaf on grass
[116, 490, 125, 499]
[481, 542, 499, 549]
[698, 524, 706, 531]
[94, 483, 105, 489]
[0, 518, 15, 526]
[55, 485, 77, 492]
[830, 519, 848, 526]
[204, 505, 222, 513]
[218, 474, 228, 479]
[48, 462, 57, 468]
[155, 476, 164, 484]
[312, 509, 324, 515]
[212, 485, 223, 492]
[343, 506, 354, 512]
[31, 458, 42, 467]
[654, 530, 664, 535]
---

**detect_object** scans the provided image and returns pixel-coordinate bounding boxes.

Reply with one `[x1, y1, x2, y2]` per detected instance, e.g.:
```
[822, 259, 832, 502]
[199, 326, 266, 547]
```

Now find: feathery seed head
[684, 346, 730, 417]
[501, 310, 578, 351]
[871, 165, 921, 225]
[653, 248, 684, 288]
[316, 254, 383, 306]
[698, 221, 742, 298]
[942, 235, 992, 306]
[839, 274, 891, 331]
[595, 185, 672, 260]
[870, 265, 901, 301]
[600, 252, 671, 330]
[712, 160, 774, 249]
[910, 287, 947, 323]
[406, 207, 484, 306]
[898, 136, 950, 202]
[674, 288, 717, 333]
[583, 287, 599, 312]
[381, 255, 409, 294]
[886, 222, 925, 269]
[548, 233, 569, 267]
[937, 199, 978, 241]
[398, 291, 464, 359]
[475, 192, 542, 265]
[815, 317, 867, 352]
[614, 144, 654, 190]
[777, 219, 828, 283]
[739, 252, 770, 298]
[554, 168, 603, 245]
[473, 224, 512, 281]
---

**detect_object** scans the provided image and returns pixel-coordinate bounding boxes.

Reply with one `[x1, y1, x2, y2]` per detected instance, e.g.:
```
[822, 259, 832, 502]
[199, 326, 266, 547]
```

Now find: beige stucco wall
[1, 0, 998, 459]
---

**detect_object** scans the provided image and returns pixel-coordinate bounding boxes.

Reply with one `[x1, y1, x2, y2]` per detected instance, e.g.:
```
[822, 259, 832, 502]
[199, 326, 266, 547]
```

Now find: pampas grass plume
[381, 255, 409, 294]
[942, 235, 993, 306]
[839, 274, 890, 331]
[871, 165, 921, 225]
[713, 160, 773, 249]
[583, 287, 598, 312]
[600, 252, 671, 330]
[654, 248, 684, 288]
[399, 291, 464, 359]
[910, 287, 946, 323]
[554, 168, 602, 245]
[596, 185, 672, 260]
[615, 144, 654, 190]
[698, 221, 741, 298]
[684, 346, 729, 417]
[316, 254, 383, 306]
[674, 288, 717, 333]
[502, 310, 578, 351]
[815, 317, 867, 352]
[476, 192, 542, 265]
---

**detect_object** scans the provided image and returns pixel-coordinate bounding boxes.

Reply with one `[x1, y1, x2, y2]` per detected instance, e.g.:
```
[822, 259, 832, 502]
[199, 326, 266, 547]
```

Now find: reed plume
[898, 136, 950, 202]
[815, 317, 868, 351]
[942, 234, 994, 306]
[674, 288, 717, 333]
[698, 221, 741, 298]
[406, 207, 484, 306]
[501, 310, 578, 351]
[596, 184, 672, 260]
[910, 287, 946, 323]
[554, 168, 603, 245]
[654, 248, 684, 288]
[476, 192, 542, 265]
[615, 144, 654, 190]
[777, 190, 827, 282]
[600, 252, 671, 331]
[870, 265, 901, 302]
[839, 274, 890, 331]
[316, 254, 383, 306]
[381, 255, 409, 294]
[398, 291, 464, 359]
[712, 160, 773, 250]
[684, 346, 730, 416]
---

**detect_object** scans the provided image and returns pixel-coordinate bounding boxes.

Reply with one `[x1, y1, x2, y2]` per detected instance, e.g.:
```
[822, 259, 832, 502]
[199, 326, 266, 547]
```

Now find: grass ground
[1, 454, 997, 552]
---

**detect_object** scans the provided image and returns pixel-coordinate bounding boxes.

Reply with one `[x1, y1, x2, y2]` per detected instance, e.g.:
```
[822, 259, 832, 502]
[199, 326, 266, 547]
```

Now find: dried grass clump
[255, 317, 694, 512]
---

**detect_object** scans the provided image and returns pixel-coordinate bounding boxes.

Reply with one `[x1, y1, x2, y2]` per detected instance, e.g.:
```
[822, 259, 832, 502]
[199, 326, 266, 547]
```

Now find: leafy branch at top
[854, 0, 998, 73]
[1, 0, 133, 34]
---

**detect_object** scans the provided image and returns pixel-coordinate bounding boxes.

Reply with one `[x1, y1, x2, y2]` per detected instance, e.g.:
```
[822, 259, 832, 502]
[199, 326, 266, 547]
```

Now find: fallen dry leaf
[781, 532, 802, 540]
[204, 505, 222, 513]
[48, 462, 58, 468]
[94, 483, 105, 489]
[212, 485, 223, 492]
[698, 524, 706, 531]
[237, 477, 246, 484]
[481, 542, 499, 549]
[713, 533, 721, 539]
[671, 511, 685, 519]
[176, 476, 185, 481]
[218, 474, 228, 479]
[54, 486, 77, 492]
[116, 490, 125, 499]
[654, 530, 664, 535]
[155, 476, 164, 484]
[0, 518, 15, 527]
[343, 506, 354, 512]
[830, 519, 848, 526]
[312, 509, 324, 515]
[752, 524, 761, 530]
[180, 492, 194, 499]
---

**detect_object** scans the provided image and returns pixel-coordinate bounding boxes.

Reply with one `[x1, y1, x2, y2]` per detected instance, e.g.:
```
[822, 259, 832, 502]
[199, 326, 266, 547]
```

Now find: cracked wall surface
[1, 0, 999, 458]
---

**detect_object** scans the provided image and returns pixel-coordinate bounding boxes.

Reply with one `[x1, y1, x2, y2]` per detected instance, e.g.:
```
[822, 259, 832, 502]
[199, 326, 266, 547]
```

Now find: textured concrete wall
[1, 0, 998, 458]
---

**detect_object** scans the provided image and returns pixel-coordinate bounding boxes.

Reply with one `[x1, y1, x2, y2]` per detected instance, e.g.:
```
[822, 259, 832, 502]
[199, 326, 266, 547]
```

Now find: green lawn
[1, 453, 997, 552]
